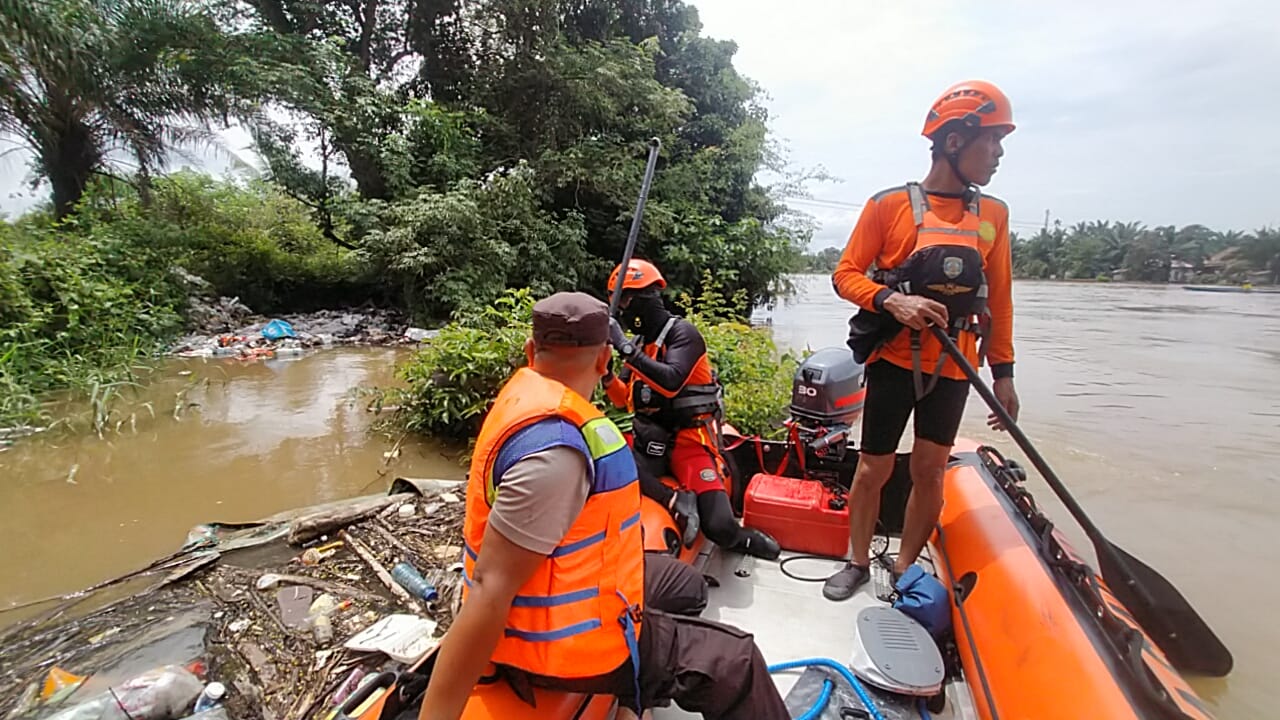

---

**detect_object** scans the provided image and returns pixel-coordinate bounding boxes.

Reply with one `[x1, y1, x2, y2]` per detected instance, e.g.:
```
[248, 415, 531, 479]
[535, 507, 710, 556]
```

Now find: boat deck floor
[653, 541, 978, 720]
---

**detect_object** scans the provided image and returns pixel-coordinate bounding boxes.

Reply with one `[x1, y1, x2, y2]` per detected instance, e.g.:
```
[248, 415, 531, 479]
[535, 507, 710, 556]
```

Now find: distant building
[1168, 260, 1195, 283]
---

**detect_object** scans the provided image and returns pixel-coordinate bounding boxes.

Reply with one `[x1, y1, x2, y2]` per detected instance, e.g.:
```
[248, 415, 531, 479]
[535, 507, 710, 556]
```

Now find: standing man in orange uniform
[825, 80, 1021, 601]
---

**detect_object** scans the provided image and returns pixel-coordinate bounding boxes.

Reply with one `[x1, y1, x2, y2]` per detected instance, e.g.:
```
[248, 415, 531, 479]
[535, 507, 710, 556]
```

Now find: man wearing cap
[420, 292, 789, 720]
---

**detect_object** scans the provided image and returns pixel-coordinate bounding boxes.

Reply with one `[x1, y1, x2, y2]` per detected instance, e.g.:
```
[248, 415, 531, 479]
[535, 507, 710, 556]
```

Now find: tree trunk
[45, 120, 102, 219]
[331, 135, 391, 200]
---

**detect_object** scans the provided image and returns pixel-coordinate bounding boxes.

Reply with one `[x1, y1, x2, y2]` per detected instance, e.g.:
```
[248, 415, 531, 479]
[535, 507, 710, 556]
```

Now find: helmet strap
[939, 128, 977, 191]
[945, 150, 973, 189]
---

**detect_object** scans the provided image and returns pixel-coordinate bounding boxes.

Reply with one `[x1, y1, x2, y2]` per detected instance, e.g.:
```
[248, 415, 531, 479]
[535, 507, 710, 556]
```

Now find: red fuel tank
[742, 474, 849, 558]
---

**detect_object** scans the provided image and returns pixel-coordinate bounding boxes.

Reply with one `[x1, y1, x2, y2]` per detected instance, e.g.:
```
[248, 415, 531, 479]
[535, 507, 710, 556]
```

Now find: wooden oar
[930, 325, 1233, 677]
[608, 137, 662, 318]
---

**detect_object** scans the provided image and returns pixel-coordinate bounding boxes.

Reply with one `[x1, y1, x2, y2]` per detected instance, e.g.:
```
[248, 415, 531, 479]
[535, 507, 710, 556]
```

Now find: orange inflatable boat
[334, 347, 1224, 720]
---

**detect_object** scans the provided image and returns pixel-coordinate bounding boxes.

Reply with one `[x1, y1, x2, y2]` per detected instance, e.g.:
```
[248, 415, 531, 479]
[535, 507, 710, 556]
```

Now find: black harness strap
[905, 183, 984, 399]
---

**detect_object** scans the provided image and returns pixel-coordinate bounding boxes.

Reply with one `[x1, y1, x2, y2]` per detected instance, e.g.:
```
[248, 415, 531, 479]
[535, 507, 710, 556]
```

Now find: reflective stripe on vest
[461, 367, 644, 679]
[904, 183, 987, 398]
[907, 182, 983, 253]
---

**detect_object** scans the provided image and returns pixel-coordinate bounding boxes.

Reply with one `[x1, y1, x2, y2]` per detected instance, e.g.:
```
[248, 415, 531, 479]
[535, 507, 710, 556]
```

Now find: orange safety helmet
[608, 259, 667, 293]
[922, 80, 1015, 139]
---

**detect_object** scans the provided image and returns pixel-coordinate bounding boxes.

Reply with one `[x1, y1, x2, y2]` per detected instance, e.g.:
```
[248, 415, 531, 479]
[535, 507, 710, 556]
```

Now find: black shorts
[859, 359, 970, 455]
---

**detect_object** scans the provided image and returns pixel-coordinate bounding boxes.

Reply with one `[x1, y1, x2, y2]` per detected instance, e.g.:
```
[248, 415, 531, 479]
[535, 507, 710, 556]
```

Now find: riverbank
[169, 296, 436, 361]
[0, 296, 438, 447]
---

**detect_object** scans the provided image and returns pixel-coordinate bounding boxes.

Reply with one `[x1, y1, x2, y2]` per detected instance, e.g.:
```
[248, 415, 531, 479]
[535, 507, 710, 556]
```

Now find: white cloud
[694, 0, 1280, 247]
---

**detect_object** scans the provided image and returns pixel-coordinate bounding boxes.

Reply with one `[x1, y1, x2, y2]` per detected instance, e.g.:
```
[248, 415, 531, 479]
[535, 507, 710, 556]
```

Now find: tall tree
[0, 0, 252, 217]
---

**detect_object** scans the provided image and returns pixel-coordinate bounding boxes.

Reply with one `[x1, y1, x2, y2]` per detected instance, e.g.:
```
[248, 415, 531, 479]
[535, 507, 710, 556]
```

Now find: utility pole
[1043, 209, 1050, 232]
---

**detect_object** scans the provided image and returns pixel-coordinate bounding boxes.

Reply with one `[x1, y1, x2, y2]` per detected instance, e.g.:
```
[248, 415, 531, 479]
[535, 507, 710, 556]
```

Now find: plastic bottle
[308, 593, 339, 644]
[193, 682, 225, 713]
[312, 613, 333, 644]
[390, 562, 438, 602]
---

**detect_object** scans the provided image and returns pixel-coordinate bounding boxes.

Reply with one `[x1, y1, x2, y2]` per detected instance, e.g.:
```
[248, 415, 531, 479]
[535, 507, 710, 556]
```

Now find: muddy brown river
[2, 278, 1277, 717]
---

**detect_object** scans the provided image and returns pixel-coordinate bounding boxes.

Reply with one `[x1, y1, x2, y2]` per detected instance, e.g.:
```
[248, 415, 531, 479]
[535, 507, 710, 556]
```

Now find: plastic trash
[42, 666, 86, 702]
[44, 664, 203, 720]
[300, 540, 343, 566]
[396, 504, 416, 519]
[344, 614, 438, 664]
[261, 319, 297, 340]
[193, 682, 225, 713]
[404, 328, 432, 342]
[255, 573, 283, 591]
[390, 562, 438, 602]
[276, 586, 315, 629]
[307, 593, 340, 644]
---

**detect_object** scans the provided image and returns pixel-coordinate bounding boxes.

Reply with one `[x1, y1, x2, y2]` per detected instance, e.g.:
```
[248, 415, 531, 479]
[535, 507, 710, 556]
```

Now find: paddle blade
[1099, 542, 1233, 677]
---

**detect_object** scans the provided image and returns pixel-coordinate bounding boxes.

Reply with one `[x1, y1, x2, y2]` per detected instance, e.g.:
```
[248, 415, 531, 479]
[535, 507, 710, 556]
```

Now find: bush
[139, 173, 380, 312]
[0, 216, 186, 428]
[386, 277, 798, 443]
[675, 272, 799, 438]
[389, 289, 537, 440]
[360, 165, 592, 324]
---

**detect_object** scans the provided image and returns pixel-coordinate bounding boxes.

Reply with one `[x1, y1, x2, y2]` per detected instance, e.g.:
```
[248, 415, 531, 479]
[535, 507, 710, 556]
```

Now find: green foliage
[675, 273, 797, 437]
[0, 213, 186, 427]
[390, 289, 537, 440]
[1013, 220, 1280, 284]
[360, 165, 590, 323]
[235, 0, 812, 319]
[140, 173, 377, 312]
[388, 278, 797, 444]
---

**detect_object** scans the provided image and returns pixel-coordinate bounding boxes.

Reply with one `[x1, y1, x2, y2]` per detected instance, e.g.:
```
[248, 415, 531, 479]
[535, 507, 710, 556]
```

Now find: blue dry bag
[892, 565, 952, 638]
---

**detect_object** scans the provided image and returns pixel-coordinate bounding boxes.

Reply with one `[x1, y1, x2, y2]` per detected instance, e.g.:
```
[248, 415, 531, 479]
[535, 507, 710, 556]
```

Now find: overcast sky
[693, 0, 1280, 248]
[4, 0, 1277, 247]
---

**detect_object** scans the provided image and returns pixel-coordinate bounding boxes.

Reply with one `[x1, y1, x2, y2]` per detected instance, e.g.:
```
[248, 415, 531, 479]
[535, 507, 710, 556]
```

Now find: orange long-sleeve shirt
[831, 186, 1015, 381]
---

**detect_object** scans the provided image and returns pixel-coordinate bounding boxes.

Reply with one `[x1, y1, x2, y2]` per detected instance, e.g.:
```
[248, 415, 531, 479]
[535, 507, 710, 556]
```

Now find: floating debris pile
[0, 479, 466, 720]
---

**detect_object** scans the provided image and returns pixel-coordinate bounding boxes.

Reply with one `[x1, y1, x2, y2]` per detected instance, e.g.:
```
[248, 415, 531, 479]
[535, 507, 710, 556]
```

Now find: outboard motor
[789, 347, 866, 460]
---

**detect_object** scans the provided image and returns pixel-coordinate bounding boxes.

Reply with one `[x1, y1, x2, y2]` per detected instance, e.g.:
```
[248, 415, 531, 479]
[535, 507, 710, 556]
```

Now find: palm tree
[0, 0, 248, 217]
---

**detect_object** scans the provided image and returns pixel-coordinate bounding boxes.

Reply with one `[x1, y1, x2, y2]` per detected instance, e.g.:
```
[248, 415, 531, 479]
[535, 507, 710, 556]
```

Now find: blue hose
[795, 679, 833, 720]
[767, 658, 886, 720]
[917, 697, 932, 720]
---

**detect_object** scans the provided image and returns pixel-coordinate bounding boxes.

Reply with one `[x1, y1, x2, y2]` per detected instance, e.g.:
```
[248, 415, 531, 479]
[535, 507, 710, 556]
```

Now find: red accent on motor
[742, 474, 849, 558]
[832, 387, 867, 410]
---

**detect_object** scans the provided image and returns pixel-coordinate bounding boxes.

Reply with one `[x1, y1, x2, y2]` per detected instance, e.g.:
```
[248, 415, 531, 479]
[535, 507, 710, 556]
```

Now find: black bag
[847, 308, 904, 365]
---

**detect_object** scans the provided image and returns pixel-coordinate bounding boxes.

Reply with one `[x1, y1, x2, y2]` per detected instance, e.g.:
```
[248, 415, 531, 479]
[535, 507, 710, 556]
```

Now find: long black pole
[930, 325, 1232, 676]
[928, 328, 1160, 616]
[609, 138, 662, 317]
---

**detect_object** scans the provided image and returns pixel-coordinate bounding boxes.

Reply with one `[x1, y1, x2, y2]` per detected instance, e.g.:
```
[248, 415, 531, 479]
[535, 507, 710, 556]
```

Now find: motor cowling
[789, 347, 866, 458]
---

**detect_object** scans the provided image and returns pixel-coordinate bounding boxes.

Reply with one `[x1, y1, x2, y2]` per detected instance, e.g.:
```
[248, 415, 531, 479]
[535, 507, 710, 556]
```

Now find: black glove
[608, 317, 636, 358]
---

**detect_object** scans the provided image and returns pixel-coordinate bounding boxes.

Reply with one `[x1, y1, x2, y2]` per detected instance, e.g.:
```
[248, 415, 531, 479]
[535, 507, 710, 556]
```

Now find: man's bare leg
[894, 437, 950, 575]
[822, 452, 894, 600]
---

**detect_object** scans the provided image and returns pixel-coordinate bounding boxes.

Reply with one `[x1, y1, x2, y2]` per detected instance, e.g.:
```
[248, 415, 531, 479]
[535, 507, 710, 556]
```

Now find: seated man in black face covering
[602, 259, 781, 560]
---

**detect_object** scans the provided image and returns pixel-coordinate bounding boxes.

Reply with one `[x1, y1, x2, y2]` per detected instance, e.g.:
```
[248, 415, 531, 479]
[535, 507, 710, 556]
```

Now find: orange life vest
[849, 183, 990, 397]
[462, 367, 644, 679]
[615, 317, 722, 425]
